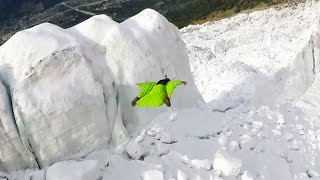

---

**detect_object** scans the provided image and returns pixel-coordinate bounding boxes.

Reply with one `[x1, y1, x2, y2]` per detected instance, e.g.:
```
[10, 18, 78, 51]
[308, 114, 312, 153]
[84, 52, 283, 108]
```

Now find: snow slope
[2, 0, 320, 180]
[181, 2, 320, 109]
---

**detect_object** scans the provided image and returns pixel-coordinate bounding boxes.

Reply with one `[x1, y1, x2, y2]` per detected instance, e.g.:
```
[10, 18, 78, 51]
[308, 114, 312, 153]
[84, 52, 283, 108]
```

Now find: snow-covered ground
[1, 0, 320, 179]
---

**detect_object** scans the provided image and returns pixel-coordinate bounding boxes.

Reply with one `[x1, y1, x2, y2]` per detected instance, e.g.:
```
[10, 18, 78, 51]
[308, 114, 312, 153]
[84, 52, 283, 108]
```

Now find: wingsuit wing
[136, 84, 166, 107]
[165, 80, 187, 98]
[136, 82, 156, 98]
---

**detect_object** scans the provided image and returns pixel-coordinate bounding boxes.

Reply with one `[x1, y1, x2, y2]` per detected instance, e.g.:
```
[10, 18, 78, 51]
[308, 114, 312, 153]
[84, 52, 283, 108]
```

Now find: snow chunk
[135, 130, 146, 143]
[218, 135, 228, 146]
[157, 143, 170, 157]
[0, 170, 45, 180]
[292, 140, 300, 150]
[191, 159, 212, 171]
[241, 171, 255, 180]
[160, 133, 176, 144]
[213, 150, 242, 176]
[177, 170, 188, 180]
[155, 133, 162, 140]
[12, 47, 116, 168]
[135, 135, 145, 143]
[46, 160, 99, 180]
[252, 121, 264, 129]
[170, 112, 177, 121]
[142, 170, 164, 180]
[126, 141, 147, 160]
[229, 141, 240, 152]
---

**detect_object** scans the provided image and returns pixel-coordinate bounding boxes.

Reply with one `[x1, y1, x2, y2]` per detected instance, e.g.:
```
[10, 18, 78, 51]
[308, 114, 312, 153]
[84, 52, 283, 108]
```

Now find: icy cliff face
[181, 1, 320, 110]
[0, 80, 37, 171]
[0, 9, 203, 171]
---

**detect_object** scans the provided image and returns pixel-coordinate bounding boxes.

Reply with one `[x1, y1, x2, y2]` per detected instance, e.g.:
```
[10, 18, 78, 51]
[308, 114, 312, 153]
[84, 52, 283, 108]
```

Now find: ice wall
[0, 9, 204, 171]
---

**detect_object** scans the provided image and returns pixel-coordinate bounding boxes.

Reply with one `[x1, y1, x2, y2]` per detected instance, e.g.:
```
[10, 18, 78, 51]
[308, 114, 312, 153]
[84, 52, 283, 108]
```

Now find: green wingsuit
[132, 77, 187, 107]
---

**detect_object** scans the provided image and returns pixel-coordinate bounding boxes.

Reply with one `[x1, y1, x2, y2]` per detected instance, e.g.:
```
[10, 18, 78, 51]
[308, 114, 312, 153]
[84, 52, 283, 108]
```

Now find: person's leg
[164, 94, 171, 107]
[132, 97, 140, 106]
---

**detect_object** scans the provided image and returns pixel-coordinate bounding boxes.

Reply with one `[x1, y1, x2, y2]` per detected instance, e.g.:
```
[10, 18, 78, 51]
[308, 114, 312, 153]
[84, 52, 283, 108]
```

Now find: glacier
[1, 0, 320, 180]
[0, 9, 203, 172]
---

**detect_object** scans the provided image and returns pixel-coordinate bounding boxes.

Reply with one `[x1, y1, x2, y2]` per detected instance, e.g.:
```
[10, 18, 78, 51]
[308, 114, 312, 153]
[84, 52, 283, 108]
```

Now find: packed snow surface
[1, 0, 320, 180]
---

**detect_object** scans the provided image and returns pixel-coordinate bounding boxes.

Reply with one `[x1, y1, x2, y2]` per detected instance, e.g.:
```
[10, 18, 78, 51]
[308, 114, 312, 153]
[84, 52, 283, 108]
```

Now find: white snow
[143, 170, 164, 180]
[213, 150, 242, 177]
[241, 171, 255, 180]
[157, 143, 170, 157]
[46, 160, 99, 180]
[177, 170, 188, 180]
[0, 8, 202, 172]
[1, 0, 320, 180]
[190, 159, 212, 171]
